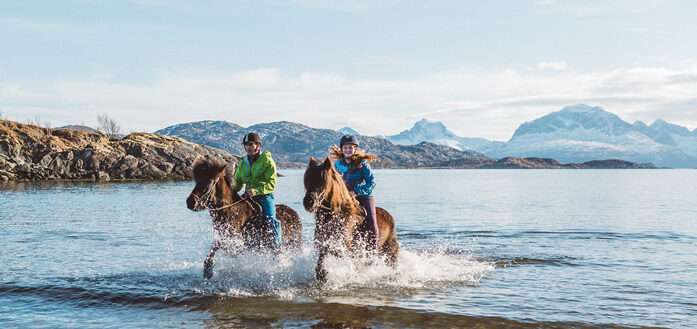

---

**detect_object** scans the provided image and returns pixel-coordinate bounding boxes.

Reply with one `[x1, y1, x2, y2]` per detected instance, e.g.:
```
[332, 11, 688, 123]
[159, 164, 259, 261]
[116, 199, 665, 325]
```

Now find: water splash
[185, 244, 494, 298]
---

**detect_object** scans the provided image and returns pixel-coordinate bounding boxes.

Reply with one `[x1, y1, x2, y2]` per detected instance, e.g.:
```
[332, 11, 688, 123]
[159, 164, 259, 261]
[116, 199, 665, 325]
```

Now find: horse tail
[376, 207, 399, 266]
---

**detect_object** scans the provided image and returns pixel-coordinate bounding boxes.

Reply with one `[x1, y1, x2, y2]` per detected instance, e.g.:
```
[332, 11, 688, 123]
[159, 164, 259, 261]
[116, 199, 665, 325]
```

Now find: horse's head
[303, 157, 359, 216]
[303, 157, 331, 212]
[187, 155, 234, 211]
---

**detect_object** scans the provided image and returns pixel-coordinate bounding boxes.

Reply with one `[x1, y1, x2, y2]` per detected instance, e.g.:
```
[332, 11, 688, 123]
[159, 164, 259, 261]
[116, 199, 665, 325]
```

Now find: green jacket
[232, 151, 277, 195]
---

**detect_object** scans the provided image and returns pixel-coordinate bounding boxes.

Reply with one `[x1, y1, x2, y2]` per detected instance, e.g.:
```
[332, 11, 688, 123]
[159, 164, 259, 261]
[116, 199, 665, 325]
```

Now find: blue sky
[2, 0, 697, 141]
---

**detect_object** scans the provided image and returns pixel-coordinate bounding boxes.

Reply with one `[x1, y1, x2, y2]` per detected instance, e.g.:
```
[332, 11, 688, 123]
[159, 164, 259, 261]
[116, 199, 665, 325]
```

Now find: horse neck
[211, 178, 252, 228]
[212, 175, 232, 206]
[326, 178, 360, 219]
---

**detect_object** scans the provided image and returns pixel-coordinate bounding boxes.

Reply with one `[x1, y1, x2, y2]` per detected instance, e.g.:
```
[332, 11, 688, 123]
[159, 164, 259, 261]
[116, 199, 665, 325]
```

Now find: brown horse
[186, 155, 302, 279]
[303, 157, 399, 282]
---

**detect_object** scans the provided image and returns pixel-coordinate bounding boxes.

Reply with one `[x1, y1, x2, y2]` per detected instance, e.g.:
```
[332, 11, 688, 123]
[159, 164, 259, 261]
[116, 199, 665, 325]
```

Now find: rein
[194, 175, 261, 212]
[208, 196, 254, 211]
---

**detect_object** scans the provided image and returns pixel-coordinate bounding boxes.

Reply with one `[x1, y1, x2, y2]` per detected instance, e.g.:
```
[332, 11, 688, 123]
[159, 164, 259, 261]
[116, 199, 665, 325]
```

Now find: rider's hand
[244, 189, 256, 197]
[349, 191, 357, 197]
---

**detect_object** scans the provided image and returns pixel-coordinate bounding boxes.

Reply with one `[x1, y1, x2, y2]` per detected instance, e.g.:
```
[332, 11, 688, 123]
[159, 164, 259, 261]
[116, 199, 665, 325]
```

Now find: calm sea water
[1, 169, 696, 328]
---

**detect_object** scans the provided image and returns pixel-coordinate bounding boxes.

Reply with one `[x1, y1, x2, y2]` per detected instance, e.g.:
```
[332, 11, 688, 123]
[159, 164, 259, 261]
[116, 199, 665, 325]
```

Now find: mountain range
[383, 104, 697, 168]
[155, 121, 491, 168]
[152, 104, 694, 168]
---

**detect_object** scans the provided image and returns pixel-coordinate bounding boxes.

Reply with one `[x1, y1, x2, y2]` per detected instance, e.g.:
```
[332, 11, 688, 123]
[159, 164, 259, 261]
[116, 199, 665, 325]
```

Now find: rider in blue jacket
[330, 135, 379, 251]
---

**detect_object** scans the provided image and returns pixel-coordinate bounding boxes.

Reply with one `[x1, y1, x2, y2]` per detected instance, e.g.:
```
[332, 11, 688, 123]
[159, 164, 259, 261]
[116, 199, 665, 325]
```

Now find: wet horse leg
[203, 239, 221, 279]
[315, 251, 328, 283]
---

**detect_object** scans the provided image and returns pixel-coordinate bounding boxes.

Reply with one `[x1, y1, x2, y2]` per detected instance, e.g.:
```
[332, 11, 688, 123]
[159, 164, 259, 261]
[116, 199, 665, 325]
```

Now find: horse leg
[203, 240, 221, 279]
[315, 251, 328, 283]
[381, 236, 399, 267]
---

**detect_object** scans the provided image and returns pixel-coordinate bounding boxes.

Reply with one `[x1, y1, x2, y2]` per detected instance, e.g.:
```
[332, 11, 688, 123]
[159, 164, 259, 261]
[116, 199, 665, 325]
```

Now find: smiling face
[244, 142, 260, 156]
[341, 144, 357, 158]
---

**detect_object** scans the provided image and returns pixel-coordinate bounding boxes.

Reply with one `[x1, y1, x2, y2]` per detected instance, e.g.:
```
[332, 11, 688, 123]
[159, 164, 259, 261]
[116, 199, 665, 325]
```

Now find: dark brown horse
[303, 157, 399, 281]
[186, 155, 302, 279]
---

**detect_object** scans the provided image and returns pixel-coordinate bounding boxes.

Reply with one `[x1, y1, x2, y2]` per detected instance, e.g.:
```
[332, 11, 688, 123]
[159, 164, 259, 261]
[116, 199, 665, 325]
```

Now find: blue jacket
[334, 158, 375, 198]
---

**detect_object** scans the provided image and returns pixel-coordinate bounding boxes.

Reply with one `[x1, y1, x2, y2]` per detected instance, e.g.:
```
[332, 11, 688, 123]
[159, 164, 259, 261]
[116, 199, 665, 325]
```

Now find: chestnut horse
[186, 155, 302, 279]
[303, 157, 399, 281]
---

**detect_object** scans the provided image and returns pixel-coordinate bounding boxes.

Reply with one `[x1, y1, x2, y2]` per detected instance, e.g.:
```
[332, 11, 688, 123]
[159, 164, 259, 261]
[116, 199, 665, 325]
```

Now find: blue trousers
[251, 193, 282, 249]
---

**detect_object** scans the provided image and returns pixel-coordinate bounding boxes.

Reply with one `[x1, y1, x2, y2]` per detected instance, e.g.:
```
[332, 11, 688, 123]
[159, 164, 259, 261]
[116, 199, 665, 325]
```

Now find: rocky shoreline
[0, 120, 238, 181]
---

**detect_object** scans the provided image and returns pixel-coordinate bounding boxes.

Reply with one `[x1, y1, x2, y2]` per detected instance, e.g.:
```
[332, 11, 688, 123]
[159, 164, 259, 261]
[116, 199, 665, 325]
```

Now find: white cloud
[2, 63, 697, 141]
[537, 61, 568, 71]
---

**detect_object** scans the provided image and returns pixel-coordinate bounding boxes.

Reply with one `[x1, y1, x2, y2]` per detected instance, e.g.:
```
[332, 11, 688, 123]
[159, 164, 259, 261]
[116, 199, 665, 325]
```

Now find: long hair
[328, 145, 378, 172]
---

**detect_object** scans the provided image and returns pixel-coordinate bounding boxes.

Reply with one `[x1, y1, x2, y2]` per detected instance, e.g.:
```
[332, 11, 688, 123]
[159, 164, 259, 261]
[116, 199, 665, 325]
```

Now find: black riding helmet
[242, 132, 262, 144]
[340, 135, 359, 147]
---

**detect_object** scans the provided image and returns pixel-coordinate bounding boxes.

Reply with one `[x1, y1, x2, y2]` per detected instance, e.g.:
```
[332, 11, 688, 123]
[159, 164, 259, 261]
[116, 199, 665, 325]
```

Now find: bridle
[191, 176, 220, 209]
[306, 189, 330, 213]
[191, 174, 258, 212]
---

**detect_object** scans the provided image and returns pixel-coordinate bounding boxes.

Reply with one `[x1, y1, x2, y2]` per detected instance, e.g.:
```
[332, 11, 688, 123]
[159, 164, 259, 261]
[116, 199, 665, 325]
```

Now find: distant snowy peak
[388, 119, 459, 145]
[386, 118, 502, 152]
[410, 119, 455, 138]
[511, 104, 635, 140]
[649, 119, 695, 136]
[338, 127, 360, 136]
[558, 104, 604, 114]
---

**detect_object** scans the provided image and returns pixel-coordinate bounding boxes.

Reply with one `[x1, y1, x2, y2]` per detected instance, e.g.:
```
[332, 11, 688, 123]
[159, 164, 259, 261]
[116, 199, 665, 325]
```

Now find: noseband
[306, 190, 329, 212]
[192, 176, 221, 209]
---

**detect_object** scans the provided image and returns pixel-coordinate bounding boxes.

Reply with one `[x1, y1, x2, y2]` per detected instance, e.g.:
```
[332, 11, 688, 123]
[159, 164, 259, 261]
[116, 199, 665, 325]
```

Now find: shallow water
[1, 169, 696, 328]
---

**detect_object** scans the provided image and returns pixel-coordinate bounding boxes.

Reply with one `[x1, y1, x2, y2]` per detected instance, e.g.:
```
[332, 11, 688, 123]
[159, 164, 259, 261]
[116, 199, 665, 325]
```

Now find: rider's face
[341, 144, 357, 157]
[244, 142, 260, 156]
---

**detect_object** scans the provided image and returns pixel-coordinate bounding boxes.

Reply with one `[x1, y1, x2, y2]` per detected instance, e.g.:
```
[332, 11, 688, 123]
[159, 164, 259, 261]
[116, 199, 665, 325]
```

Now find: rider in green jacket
[232, 132, 281, 250]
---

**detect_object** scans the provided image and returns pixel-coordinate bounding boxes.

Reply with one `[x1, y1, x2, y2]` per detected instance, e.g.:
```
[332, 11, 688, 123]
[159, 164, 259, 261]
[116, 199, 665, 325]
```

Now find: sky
[1, 0, 697, 141]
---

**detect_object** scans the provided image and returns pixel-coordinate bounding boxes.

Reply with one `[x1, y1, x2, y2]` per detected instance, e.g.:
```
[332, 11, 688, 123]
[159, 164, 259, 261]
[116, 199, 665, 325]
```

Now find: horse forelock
[192, 155, 233, 184]
[303, 160, 324, 190]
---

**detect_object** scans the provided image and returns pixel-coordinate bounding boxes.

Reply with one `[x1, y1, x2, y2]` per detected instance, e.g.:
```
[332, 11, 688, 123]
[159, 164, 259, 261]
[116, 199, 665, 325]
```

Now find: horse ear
[322, 157, 332, 169]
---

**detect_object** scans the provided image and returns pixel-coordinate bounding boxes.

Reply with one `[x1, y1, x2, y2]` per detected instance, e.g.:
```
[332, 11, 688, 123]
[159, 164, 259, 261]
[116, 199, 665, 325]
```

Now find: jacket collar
[245, 151, 261, 165]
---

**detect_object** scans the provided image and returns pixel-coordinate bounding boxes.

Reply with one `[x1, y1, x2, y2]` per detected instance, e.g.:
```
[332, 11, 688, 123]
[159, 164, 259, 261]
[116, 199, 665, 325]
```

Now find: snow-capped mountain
[338, 127, 360, 136]
[487, 104, 697, 168]
[387, 105, 697, 167]
[387, 119, 503, 152]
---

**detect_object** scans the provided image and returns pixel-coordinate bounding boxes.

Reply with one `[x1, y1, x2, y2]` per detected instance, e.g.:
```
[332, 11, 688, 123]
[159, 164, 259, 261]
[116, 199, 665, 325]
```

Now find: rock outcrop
[0, 120, 238, 181]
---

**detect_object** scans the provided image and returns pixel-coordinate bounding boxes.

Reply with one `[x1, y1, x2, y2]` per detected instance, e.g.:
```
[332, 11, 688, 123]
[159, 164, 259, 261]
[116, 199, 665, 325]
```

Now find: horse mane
[328, 145, 378, 163]
[192, 155, 234, 187]
[308, 157, 362, 219]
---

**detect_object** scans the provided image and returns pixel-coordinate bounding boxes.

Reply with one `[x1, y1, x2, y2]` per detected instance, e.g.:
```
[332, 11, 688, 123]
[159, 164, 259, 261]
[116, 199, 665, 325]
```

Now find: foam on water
[170, 243, 495, 299]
